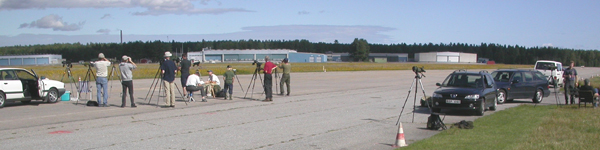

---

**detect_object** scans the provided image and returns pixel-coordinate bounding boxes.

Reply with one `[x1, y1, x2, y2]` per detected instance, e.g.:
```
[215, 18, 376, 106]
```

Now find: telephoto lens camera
[252, 60, 262, 67]
[62, 60, 73, 68]
[412, 66, 426, 73]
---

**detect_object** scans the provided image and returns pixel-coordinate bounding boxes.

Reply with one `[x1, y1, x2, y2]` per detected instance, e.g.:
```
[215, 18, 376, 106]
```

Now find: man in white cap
[160, 51, 178, 107]
[119, 55, 137, 108]
[91, 53, 111, 107]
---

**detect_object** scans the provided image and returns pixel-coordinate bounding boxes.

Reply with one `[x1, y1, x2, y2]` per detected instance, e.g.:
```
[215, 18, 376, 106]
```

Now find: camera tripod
[108, 63, 123, 100]
[60, 66, 79, 100]
[396, 71, 428, 125]
[76, 65, 97, 105]
[233, 70, 245, 93]
[144, 66, 187, 107]
[274, 67, 280, 94]
[545, 69, 562, 108]
[243, 64, 264, 100]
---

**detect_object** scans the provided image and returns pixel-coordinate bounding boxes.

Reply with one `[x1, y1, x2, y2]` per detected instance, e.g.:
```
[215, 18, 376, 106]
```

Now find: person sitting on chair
[578, 79, 599, 107]
[204, 70, 221, 97]
[186, 70, 207, 102]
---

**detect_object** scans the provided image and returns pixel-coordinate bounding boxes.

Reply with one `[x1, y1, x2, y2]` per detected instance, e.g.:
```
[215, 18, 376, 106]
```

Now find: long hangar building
[0, 54, 62, 66]
[415, 51, 477, 63]
[187, 49, 327, 63]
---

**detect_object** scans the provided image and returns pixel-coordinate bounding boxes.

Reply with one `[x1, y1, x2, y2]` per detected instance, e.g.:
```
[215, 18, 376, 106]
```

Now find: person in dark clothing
[179, 53, 191, 96]
[161, 51, 177, 107]
[262, 56, 277, 102]
[563, 61, 578, 104]
[578, 79, 599, 107]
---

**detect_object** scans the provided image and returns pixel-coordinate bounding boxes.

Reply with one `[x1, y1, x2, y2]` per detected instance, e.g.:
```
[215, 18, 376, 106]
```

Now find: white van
[534, 60, 563, 87]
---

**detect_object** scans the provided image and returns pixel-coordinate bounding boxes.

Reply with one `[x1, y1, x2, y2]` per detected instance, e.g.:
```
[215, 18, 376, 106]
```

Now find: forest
[0, 39, 598, 66]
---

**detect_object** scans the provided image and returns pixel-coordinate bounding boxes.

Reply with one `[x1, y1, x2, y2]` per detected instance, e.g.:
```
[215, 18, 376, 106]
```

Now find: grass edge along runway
[20, 62, 530, 83]
[401, 103, 600, 150]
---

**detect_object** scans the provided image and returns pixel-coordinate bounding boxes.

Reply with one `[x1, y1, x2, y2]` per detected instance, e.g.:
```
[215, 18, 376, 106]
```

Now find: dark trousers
[564, 81, 576, 104]
[181, 73, 189, 87]
[186, 85, 206, 96]
[264, 73, 273, 98]
[224, 83, 233, 95]
[121, 81, 135, 106]
[280, 73, 290, 94]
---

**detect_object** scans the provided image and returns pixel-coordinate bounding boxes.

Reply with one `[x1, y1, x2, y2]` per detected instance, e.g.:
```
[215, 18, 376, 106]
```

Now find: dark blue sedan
[491, 69, 551, 104]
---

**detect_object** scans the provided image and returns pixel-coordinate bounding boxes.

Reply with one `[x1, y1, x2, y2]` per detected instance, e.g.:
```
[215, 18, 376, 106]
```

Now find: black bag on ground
[215, 90, 225, 97]
[453, 120, 474, 129]
[427, 114, 442, 130]
[86, 100, 99, 106]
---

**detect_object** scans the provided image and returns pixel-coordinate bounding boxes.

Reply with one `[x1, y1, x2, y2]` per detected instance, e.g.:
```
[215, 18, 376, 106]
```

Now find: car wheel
[533, 89, 543, 103]
[475, 99, 485, 116]
[497, 90, 506, 104]
[490, 96, 497, 111]
[46, 88, 59, 103]
[0, 92, 5, 108]
[22, 100, 31, 104]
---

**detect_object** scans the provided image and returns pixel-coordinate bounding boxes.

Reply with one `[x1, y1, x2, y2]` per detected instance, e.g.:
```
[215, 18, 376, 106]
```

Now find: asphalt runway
[0, 67, 598, 149]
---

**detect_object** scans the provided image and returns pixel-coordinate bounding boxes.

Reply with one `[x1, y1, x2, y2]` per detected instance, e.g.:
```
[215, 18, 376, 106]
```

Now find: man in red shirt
[263, 56, 277, 102]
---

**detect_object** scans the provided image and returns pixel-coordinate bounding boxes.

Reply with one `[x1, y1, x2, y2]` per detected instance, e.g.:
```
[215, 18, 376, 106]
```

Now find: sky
[0, 0, 598, 50]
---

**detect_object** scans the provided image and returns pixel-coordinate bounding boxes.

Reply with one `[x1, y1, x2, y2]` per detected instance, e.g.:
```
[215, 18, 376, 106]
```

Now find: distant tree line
[0, 39, 598, 66]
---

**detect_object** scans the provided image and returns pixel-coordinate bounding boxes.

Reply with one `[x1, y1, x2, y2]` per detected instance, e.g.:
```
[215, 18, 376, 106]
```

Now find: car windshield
[441, 74, 483, 88]
[535, 62, 556, 70]
[491, 71, 513, 82]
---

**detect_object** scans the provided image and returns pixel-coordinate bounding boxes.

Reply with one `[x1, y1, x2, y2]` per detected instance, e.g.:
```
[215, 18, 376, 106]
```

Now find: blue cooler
[61, 91, 70, 101]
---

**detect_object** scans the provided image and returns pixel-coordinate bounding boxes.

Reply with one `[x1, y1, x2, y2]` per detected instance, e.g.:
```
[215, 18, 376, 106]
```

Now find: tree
[349, 38, 370, 62]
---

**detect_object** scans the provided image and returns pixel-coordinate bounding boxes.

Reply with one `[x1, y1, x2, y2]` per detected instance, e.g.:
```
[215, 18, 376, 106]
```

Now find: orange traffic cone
[392, 123, 408, 147]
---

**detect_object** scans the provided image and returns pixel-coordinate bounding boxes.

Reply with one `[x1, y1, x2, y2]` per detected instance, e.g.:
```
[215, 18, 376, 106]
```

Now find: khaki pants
[164, 81, 175, 106]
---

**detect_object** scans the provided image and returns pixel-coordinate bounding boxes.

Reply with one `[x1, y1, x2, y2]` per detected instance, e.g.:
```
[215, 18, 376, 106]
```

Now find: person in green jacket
[223, 65, 235, 100]
[279, 58, 291, 96]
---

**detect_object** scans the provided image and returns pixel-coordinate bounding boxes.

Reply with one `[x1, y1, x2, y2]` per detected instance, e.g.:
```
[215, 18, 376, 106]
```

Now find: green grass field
[400, 77, 600, 150]
[401, 105, 600, 150]
[18, 62, 531, 82]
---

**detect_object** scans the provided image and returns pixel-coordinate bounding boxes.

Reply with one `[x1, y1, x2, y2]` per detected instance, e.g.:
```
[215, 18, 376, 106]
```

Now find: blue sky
[0, 0, 598, 50]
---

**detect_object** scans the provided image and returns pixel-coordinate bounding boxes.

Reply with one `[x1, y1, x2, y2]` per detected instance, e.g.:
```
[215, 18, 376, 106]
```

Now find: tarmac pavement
[0, 67, 598, 149]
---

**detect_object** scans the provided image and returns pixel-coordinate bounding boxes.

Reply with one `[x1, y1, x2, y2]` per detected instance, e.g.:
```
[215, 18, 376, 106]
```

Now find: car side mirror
[436, 83, 441, 86]
[512, 79, 519, 84]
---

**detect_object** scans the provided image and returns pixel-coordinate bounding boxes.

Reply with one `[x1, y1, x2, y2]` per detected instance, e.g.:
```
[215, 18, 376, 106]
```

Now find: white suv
[0, 68, 66, 108]
[534, 60, 564, 87]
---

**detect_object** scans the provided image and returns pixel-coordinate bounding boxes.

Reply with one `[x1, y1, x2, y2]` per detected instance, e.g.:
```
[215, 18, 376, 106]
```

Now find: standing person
[179, 53, 191, 96]
[92, 53, 111, 107]
[161, 51, 177, 107]
[262, 56, 277, 102]
[119, 55, 137, 108]
[186, 70, 207, 102]
[563, 61, 578, 105]
[279, 58, 291, 96]
[223, 65, 235, 100]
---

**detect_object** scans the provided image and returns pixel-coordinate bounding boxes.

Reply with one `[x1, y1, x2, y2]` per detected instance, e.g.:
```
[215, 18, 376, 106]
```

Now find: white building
[187, 49, 327, 63]
[415, 52, 477, 63]
[0, 54, 62, 66]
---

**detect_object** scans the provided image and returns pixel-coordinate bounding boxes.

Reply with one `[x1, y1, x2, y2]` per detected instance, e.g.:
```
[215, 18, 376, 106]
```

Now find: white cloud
[100, 14, 112, 19]
[18, 14, 85, 31]
[97, 29, 111, 34]
[1, 25, 396, 46]
[0, 0, 253, 15]
[542, 43, 553, 47]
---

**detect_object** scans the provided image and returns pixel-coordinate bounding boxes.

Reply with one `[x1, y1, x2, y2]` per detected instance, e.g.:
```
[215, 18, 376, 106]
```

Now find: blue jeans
[96, 77, 109, 105]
